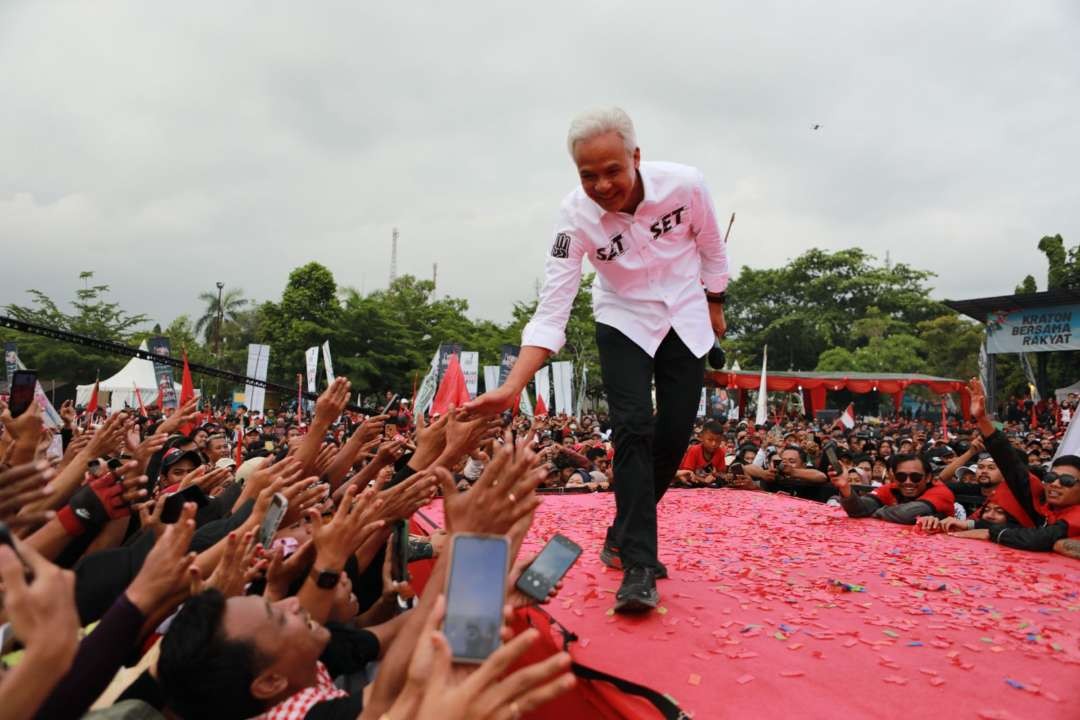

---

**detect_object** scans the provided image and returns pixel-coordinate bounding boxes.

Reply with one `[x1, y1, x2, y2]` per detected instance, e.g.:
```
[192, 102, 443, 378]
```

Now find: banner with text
[414, 347, 441, 414]
[460, 351, 479, 399]
[551, 361, 574, 415]
[985, 304, 1080, 354]
[437, 343, 462, 385]
[244, 344, 270, 413]
[305, 347, 320, 393]
[4, 342, 18, 384]
[498, 345, 520, 387]
[147, 337, 178, 409]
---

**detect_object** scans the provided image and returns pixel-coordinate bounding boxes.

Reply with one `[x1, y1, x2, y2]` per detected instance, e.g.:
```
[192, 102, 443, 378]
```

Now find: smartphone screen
[256, 493, 288, 548]
[515, 533, 581, 603]
[390, 519, 410, 583]
[160, 485, 210, 523]
[444, 533, 509, 663]
[8, 371, 37, 418]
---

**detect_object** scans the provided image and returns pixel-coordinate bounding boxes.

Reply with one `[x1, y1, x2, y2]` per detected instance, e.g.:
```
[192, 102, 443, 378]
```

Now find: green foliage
[1015, 275, 1037, 295]
[259, 263, 344, 386]
[727, 248, 946, 371]
[195, 287, 249, 349]
[2, 272, 149, 381]
[915, 315, 984, 380]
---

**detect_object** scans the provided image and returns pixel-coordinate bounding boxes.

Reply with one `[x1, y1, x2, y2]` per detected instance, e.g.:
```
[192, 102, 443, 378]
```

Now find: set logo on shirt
[650, 206, 687, 240]
[596, 234, 626, 262]
[551, 232, 571, 258]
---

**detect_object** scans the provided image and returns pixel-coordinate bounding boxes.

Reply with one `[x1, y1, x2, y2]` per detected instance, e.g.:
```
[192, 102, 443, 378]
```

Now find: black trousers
[596, 323, 705, 569]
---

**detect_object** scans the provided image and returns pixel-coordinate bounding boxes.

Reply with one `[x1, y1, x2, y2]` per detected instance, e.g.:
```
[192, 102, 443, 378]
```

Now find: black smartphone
[160, 485, 210, 524]
[729, 462, 745, 477]
[8, 370, 37, 418]
[823, 442, 845, 477]
[444, 533, 509, 663]
[390, 519, 410, 583]
[515, 533, 582, 603]
[256, 493, 288, 548]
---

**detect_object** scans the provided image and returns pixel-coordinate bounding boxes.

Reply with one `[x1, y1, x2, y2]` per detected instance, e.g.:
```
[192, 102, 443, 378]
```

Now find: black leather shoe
[600, 543, 668, 578]
[614, 566, 660, 613]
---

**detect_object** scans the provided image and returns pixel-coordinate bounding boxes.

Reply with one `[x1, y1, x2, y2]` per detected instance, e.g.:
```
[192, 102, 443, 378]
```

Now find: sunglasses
[894, 472, 926, 484]
[1041, 472, 1079, 488]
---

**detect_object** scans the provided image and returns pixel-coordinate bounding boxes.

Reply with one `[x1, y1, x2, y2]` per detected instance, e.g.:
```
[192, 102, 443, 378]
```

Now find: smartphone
[515, 533, 582, 603]
[264, 440, 275, 452]
[729, 462, 745, 477]
[8, 370, 37, 418]
[160, 485, 210, 523]
[390, 519, 410, 583]
[444, 533, 510, 663]
[823, 442, 845, 477]
[256, 493, 288, 548]
[381, 394, 400, 416]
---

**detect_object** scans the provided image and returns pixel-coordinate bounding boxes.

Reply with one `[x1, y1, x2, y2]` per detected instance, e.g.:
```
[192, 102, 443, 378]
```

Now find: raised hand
[374, 470, 438, 522]
[314, 377, 351, 426]
[125, 502, 198, 615]
[195, 530, 262, 598]
[264, 540, 315, 602]
[0, 461, 56, 529]
[967, 377, 987, 420]
[157, 395, 201, 436]
[308, 484, 386, 570]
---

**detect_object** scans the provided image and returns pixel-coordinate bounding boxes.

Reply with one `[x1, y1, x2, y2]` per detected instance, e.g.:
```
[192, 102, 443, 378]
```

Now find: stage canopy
[75, 340, 189, 412]
[706, 370, 970, 420]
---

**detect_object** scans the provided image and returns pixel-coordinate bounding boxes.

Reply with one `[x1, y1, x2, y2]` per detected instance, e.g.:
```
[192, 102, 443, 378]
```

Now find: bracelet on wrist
[705, 290, 726, 305]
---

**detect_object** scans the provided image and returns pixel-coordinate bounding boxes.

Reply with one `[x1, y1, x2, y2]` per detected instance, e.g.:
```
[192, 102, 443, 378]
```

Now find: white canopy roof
[75, 341, 192, 411]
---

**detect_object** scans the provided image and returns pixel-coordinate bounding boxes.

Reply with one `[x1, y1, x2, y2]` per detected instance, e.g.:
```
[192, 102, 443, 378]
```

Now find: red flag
[179, 352, 195, 435]
[1030, 402, 1039, 430]
[534, 392, 548, 417]
[432, 355, 470, 416]
[85, 378, 100, 415]
[133, 381, 147, 417]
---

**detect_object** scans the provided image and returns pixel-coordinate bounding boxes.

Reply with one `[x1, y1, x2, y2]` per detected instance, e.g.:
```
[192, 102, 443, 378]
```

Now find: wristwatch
[705, 290, 726, 305]
[311, 568, 340, 589]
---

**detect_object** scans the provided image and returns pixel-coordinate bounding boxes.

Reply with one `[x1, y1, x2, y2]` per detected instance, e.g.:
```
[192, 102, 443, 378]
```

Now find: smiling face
[222, 595, 329, 705]
[1044, 463, 1080, 509]
[572, 130, 641, 214]
[892, 458, 929, 499]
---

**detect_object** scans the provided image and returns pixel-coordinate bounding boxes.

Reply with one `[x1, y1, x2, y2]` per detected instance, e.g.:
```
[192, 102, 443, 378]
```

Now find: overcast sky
[3, 1, 1078, 332]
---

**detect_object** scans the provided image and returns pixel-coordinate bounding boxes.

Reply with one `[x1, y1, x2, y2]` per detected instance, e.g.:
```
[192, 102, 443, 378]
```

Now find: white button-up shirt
[522, 161, 730, 359]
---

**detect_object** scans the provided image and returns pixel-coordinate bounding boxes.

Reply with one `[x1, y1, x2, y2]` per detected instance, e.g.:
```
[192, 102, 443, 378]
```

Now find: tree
[259, 263, 343, 386]
[726, 248, 945, 370]
[915, 315, 984, 380]
[2, 272, 149, 382]
[195, 287, 249, 348]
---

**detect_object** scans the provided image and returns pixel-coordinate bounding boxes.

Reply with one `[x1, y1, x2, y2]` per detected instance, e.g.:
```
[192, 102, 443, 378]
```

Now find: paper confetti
[688, 673, 701, 686]
[736, 674, 755, 684]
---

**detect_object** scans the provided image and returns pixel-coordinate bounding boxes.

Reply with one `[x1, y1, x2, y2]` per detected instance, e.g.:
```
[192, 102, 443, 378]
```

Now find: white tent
[1055, 379, 1080, 403]
[75, 341, 191, 412]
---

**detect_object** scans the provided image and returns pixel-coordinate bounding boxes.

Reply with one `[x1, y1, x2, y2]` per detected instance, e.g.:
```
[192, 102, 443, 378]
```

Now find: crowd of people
[0, 375, 1076, 720]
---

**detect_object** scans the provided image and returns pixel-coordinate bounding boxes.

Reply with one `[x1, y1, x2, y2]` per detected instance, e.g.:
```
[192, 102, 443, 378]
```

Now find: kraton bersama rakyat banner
[985, 304, 1079, 354]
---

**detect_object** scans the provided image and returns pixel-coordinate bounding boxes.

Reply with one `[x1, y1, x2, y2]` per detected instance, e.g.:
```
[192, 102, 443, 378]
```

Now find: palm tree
[195, 287, 249, 351]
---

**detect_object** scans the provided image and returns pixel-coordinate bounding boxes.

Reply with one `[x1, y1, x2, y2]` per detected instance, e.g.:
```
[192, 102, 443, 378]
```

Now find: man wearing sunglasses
[959, 378, 1080, 554]
[831, 453, 956, 524]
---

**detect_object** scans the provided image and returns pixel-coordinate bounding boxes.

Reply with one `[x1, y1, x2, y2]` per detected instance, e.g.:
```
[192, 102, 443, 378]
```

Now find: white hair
[566, 106, 637, 157]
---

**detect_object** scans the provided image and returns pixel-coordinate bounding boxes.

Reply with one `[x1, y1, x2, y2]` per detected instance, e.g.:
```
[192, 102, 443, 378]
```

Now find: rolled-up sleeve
[521, 213, 586, 354]
[690, 171, 729, 294]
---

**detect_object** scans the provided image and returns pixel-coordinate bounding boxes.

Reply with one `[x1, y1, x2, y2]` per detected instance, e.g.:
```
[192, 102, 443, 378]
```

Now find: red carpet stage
[415, 490, 1080, 720]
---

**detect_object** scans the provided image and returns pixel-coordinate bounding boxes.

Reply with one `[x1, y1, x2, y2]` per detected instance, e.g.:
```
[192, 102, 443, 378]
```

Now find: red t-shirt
[872, 482, 955, 515]
[1045, 504, 1080, 538]
[679, 444, 726, 474]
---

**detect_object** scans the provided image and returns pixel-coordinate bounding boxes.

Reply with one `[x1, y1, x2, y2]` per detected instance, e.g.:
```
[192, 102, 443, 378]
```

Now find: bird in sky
[811, 124, 821, 130]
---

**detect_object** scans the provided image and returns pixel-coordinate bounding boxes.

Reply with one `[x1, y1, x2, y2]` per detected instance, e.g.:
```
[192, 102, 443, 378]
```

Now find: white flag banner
[244, 344, 270, 413]
[519, 389, 533, 418]
[1054, 412, 1080, 460]
[534, 366, 551, 412]
[321, 341, 335, 385]
[414, 348, 441, 414]
[305, 347, 320, 394]
[755, 346, 769, 427]
[460, 352, 479, 399]
[552, 361, 574, 415]
[575, 363, 587, 420]
[483, 365, 501, 394]
[697, 387, 707, 418]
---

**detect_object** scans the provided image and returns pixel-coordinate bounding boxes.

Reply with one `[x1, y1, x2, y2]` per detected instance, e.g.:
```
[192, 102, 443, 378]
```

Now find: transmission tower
[432, 262, 438, 292]
[389, 227, 399, 286]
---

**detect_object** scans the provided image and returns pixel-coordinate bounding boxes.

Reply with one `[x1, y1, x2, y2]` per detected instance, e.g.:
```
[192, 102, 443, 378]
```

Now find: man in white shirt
[467, 106, 729, 612]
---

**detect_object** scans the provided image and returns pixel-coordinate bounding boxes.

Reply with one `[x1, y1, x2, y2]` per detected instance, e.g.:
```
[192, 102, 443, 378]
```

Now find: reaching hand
[464, 386, 517, 418]
[0, 539, 80, 666]
[157, 396, 201, 436]
[308, 484, 386, 569]
[967, 377, 987, 420]
[125, 502, 198, 614]
[314, 378, 351, 427]
[0, 461, 56, 529]
[194, 530, 263, 598]
[264, 540, 315, 602]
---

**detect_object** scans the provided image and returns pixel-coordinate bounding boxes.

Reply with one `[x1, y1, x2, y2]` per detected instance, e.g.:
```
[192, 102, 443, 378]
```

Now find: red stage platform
[417, 490, 1080, 720]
